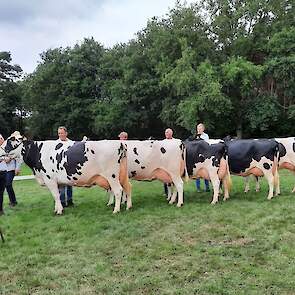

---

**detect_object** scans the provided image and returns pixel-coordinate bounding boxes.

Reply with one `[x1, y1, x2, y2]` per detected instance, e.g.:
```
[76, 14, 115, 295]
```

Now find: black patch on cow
[160, 147, 166, 154]
[185, 140, 226, 176]
[63, 142, 88, 177]
[55, 143, 63, 150]
[226, 139, 279, 174]
[133, 147, 138, 155]
[87, 148, 89, 152]
[21, 141, 47, 174]
[91, 149, 95, 154]
[112, 174, 116, 178]
[131, 171, 137, 177]
[141, 166, 145, 169]
[67, 176, 71, 180]
[135, 159, 140, 164]
[73, 177, 78, 180]
[117, 143, 126, 163]
[278, 142, 287, 158]
[52, 169, 54, 172]
[46, 175, 50, 179]
[263, 163, 271, 170]
[76, 171, 82, 175]
[56, 150, 65, 171]
[212, 157, 220, 167]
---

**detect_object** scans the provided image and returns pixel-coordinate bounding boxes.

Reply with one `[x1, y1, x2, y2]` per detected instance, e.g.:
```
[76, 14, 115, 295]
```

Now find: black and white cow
[244, 137, 295, 194]
[184, 139, 231, 204]
[226, 138, 280, 199]
[1, 132, 131, 214]
[108, 139, 186, 207]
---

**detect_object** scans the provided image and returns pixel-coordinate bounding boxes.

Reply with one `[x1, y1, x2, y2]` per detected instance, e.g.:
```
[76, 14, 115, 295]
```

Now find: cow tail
[119, 143, 132, 198]
[182, 142, 189, 183]
[273, 145, 279, 189]
[223, 145, 232, 192]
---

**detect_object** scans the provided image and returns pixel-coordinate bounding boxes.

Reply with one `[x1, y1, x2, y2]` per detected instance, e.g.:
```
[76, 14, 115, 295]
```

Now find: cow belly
[133, 168, 172, 183]
[75, 175, 110, 190]
[238, 167, 264, 177]
[280, 162, 295, 171]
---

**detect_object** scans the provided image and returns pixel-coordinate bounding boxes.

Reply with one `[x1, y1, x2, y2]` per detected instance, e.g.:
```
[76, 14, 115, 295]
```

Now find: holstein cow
[225, 138, 280, 200]
[244, 137, 295, 194]
[184, 138, 231, 204]
[108, 139, 186, 207]
[1, 132, 131, 214]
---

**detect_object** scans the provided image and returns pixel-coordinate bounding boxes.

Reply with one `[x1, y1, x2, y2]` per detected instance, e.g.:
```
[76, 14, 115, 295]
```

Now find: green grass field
[1, 171, 295, 294]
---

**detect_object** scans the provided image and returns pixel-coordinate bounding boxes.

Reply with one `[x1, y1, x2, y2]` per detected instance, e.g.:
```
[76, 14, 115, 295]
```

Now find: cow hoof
[177, 203, 183, 208]
[107, 202, 113, 206]
[211, 201, 218, 205]
[112, 209, 120, 214]
[267, 196, 273, 200]
[169, 200, 175, 205]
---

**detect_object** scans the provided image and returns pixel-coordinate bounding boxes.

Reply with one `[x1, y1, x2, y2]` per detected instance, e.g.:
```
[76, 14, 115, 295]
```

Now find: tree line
[1, 0, 294, 140]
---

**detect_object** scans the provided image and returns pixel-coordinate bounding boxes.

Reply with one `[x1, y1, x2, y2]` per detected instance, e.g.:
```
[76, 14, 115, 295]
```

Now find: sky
[1, 0, 194, 74]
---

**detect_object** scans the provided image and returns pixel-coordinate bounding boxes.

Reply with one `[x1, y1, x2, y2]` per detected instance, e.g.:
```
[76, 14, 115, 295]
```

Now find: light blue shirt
[0, 157, 21, 171]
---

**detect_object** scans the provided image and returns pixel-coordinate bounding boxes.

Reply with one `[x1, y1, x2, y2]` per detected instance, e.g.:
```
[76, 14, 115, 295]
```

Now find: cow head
[1, 131, 25, 158]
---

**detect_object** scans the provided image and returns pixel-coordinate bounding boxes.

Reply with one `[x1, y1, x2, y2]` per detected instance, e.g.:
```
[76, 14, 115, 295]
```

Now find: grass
[1, 170, 295, 294]
[19, 164, 33, 176]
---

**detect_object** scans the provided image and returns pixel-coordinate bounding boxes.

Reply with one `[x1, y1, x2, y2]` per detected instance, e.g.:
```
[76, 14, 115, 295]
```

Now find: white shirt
[200, 132, 209, 141]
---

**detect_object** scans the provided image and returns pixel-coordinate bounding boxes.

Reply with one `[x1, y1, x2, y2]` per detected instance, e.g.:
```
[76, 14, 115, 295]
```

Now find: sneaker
[9, 202, 17, 207]
[196, 189, 201, 193]
[67, 200, 74, 207]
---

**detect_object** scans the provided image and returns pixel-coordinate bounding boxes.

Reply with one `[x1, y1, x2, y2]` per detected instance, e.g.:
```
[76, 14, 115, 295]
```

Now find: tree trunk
[236, 122, 242, 139]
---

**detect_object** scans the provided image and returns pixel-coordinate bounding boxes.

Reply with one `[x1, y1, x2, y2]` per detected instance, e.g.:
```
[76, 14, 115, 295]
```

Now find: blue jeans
[6, 170, 17, 204]
[196, 178, 210, 191]
[59, 186, 73, 203]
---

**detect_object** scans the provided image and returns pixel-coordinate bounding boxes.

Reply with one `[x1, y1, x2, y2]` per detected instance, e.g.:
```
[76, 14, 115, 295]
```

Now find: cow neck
[23, 141, 46, 174]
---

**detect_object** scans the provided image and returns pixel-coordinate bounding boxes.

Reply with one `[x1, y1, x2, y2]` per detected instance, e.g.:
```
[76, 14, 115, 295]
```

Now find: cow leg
[169, 176, 183, 207]
[244, 176, 250, 193]
[209, 173, 220, 204]
[109, 182, 123, 214]
[107, 190, 114, 206]
[167, 184, 173, 201]
[263, 170, 275, 200]
[44, 180, 64, 215]
[255, 176, 261, 192]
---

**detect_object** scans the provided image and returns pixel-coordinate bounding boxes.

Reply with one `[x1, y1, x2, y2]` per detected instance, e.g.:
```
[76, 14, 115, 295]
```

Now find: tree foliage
[2, 0, 293, 139]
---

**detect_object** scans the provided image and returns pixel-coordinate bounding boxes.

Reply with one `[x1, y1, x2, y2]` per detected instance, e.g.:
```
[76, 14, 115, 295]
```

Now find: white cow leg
[170, 176, 184, 207]
[121, 192, 127, 204]
[255, 176, 261, 192]
[45, 180, 64, 215]
[263, 171, 274, 200]
[209, 172, 220, 204]
[275, 173, 280, 196]
[244, 176, 250, 193]
[107, 190, 114, 206]
[109, 180, 123, 213]
[167, 184, 173, 201]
